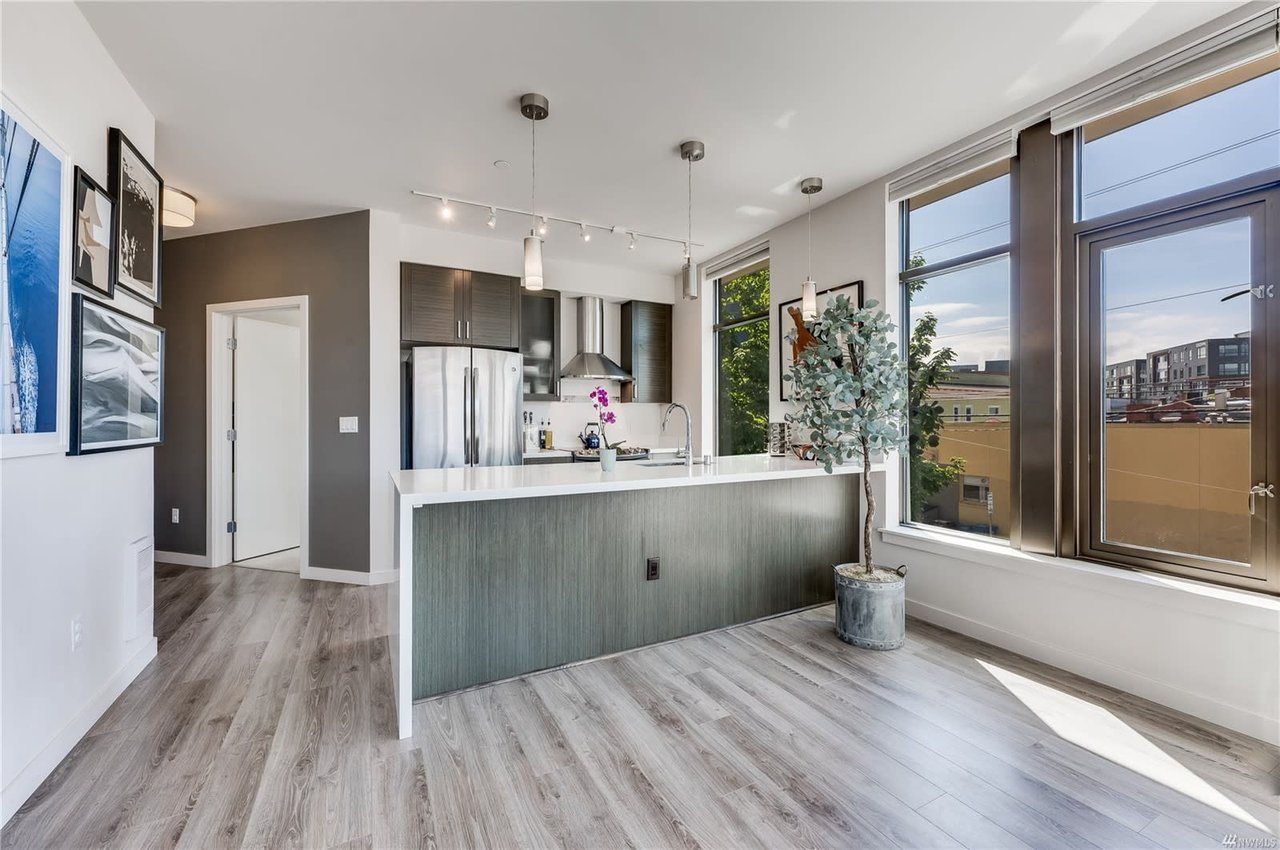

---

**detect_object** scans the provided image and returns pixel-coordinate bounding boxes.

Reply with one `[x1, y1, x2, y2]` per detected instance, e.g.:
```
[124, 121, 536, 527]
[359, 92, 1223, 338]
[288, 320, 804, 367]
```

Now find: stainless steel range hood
[560, 296, 632, 381]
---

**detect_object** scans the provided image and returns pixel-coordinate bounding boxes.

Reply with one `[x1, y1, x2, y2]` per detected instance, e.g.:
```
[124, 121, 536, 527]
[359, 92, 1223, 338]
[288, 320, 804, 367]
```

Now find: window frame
[1070, 151, 1280, 592]
[712, 257, 771, 457]
[899, 169, 1016, 544]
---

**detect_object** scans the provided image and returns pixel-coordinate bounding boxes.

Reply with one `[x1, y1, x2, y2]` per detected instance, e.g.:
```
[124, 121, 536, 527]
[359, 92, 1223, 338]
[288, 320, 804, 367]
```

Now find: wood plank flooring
[3, 562, 1277, 849]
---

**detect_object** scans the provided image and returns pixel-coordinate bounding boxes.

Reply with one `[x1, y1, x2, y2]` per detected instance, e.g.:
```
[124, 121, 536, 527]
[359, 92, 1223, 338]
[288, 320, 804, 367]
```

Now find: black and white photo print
[108, 128, 162, 306]
[72, 166, 114, 297]
[69, 293, 165, 455]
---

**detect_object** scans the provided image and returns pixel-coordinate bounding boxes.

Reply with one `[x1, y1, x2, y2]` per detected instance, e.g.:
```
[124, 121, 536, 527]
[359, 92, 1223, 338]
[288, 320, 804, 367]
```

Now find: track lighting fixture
[580, 223, 590, 242]
[628, 232, 637, 251]
[538, 216, 548, 236]
[486, 207, 497, 228]
[440, 198, 453, 220]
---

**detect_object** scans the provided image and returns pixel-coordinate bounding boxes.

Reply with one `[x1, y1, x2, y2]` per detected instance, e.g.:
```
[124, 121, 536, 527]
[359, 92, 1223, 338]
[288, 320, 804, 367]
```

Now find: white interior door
[232, 314, 302, 562]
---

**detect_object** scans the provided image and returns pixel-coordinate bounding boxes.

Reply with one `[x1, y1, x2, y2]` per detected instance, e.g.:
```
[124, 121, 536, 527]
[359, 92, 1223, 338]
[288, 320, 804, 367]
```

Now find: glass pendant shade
[523, 235, 544, 291]
[801, 277, 817, 320]
[681, 261, 699, 300]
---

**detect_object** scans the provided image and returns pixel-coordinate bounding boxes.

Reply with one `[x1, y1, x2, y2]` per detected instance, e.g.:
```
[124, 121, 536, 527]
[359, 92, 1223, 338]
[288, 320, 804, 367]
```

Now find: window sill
[879, 524, 1280, 630]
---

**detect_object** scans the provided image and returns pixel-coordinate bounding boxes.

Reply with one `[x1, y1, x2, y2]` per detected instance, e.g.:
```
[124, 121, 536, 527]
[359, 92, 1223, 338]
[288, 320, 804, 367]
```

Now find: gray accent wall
[156, 211, 371, 572]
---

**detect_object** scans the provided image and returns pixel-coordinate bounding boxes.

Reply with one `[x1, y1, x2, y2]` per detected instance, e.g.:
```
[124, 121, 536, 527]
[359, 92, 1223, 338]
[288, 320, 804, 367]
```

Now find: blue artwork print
[2, 107, 62, 435]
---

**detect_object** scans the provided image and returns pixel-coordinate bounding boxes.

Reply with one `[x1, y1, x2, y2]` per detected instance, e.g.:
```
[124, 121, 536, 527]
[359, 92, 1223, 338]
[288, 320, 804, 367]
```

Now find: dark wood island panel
[412, 473, 859, 699]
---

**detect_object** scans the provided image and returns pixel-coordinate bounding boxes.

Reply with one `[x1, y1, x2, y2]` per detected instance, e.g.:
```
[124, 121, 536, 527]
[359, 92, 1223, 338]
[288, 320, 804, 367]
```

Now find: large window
[1075, 54, 1278, 591]
[901, 168, 1012, 539]
[715, 258, 770, 456]
[892, 19, 1280, 593]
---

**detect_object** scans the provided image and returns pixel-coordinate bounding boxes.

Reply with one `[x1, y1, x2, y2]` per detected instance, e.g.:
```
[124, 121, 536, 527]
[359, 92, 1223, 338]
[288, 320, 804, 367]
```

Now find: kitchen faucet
[661, 402, 692, 466]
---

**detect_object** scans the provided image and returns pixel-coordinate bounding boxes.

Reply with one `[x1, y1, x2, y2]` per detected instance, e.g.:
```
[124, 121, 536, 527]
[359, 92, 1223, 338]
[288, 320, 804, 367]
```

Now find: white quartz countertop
[393, 454, 883, 506]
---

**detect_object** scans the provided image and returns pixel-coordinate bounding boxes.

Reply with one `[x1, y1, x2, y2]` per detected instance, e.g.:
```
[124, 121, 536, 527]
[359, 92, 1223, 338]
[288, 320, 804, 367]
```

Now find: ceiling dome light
[161, 186, 197, 228]
[486, 207, 497, 228]
[800, 177, 822, 320]
[679, 140, 705, 300]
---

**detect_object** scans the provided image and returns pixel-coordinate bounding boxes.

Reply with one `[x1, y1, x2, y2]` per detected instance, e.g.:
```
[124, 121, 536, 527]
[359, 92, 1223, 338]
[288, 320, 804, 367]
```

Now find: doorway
[207, 296, 309, 573]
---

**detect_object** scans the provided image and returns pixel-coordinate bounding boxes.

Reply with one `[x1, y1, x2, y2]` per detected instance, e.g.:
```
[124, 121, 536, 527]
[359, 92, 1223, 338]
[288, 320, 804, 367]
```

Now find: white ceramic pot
[599, 447, 618, 471]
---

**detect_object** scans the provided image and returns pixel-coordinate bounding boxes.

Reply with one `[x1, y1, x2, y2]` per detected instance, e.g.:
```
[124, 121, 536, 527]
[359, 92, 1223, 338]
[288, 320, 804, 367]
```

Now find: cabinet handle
[457, 320, 462, 340]
[466, 320, 471, 339]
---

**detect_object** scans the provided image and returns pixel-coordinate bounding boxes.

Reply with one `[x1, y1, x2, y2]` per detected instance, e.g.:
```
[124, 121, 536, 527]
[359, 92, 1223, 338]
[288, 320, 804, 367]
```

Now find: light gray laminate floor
[3, 562, 1277, 849]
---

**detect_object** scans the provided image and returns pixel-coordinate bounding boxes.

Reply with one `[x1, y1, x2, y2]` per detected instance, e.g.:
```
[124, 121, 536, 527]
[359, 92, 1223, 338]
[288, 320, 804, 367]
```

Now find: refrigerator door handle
[471, 367, 479, 463]
[462, 366, 471, 464]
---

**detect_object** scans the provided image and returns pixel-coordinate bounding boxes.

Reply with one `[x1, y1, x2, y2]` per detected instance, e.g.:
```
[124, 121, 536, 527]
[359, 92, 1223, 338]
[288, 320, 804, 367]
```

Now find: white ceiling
[81, 1, 1245, 272]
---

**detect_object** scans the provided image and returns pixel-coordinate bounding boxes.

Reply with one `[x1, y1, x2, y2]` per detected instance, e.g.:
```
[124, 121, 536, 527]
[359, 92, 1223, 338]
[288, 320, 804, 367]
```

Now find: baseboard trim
[300, 565, 396, 586]
[1, 636, 158, 824]
[154, 550, 211, 568]
[906, 598, 1280, 746]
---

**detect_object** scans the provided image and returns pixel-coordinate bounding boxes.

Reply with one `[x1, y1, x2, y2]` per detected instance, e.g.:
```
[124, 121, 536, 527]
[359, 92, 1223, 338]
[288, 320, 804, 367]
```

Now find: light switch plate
[339, 416, 359, 434]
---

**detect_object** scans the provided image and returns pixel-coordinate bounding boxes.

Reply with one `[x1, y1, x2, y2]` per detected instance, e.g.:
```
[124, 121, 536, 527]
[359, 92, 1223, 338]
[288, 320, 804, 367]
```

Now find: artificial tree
[785, 295, 909, 575]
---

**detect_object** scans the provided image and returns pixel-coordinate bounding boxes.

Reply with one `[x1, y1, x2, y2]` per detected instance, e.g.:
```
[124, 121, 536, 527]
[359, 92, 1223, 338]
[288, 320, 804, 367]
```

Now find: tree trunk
[861, 433, 875, 573]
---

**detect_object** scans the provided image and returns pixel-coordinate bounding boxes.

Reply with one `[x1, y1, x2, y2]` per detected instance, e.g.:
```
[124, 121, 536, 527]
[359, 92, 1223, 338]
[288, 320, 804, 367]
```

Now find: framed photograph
[108, 127, 162, 307]
[777, 280, 863, 401]
[69, 293, 165, 455]
[72, 167, 114, 297]
[2, 97, 71, 458]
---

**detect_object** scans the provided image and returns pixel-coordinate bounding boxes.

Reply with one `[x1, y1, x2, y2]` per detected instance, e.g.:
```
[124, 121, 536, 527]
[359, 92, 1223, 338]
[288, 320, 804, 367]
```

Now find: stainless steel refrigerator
[410, 347, 523, 468]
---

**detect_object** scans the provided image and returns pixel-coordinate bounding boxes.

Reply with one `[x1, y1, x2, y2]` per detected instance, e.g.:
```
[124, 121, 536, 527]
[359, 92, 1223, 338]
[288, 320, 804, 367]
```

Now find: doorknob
[1249, 483, 1275, 516]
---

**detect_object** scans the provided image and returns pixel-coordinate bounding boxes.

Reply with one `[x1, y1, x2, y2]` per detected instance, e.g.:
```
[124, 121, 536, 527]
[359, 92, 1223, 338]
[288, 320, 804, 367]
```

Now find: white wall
[1, 2, 158, 820]
[368, 215, 678, 576]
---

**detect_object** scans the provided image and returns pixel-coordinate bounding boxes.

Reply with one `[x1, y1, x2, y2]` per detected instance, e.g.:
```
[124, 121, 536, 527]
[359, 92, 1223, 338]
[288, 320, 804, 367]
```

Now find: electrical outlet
[645, 556, 660, 581]
[71, 618, 83, 652]
[171, 507, 180, 524]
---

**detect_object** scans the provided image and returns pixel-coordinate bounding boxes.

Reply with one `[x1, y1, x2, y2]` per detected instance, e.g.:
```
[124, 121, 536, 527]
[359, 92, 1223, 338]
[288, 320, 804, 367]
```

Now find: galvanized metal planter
[834, 564, 906, 650]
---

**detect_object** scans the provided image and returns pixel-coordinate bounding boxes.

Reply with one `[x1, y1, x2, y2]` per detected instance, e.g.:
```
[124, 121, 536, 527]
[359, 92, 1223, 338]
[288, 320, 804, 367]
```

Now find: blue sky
[906, 69, 1276, 368]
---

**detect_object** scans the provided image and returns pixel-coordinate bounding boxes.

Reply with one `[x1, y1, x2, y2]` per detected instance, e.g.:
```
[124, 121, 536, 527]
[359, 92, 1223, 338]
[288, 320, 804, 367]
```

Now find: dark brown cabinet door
[465, 272, 521, 350]
[621, 301, 672, 403]
[401, 263, 462, 344]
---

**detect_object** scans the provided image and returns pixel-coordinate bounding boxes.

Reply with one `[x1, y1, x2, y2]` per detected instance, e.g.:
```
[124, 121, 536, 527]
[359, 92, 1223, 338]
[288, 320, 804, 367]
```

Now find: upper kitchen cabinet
[521, 289, 560, 401]
[620, 300, 672, 403]
[466, 271, 521, 349]
[401, 263, 461, 345]
[400, 263, 521, 349]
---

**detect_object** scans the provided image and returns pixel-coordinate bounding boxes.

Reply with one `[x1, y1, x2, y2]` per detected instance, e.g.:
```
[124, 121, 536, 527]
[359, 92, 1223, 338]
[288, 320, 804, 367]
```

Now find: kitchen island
[387, 454, 883, 737]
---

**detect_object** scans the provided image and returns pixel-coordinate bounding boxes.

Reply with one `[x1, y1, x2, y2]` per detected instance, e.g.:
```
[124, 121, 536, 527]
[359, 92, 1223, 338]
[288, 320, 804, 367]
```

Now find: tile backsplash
[525, 379, 677, 451]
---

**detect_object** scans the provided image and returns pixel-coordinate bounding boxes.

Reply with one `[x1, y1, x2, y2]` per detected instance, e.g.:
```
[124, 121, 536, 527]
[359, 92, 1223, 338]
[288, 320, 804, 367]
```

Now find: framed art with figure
[777, 280, 863, 402]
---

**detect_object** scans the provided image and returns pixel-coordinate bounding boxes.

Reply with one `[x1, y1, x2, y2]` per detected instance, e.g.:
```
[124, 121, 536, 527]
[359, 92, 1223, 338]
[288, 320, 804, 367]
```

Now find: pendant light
[800, 177, 822, 320]
[679, 140, 705, 300]
[520, 93, 549, 291]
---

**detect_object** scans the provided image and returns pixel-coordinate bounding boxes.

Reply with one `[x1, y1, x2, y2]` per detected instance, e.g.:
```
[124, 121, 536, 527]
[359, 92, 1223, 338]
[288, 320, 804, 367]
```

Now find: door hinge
[226, 337, 238, 350]
[226, 520, 237, 533]
[226, 429, 237, 441]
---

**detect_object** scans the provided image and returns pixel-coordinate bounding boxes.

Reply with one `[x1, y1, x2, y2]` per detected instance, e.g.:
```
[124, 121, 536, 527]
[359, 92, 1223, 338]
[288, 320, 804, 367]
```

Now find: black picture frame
[777, 279, 864, 401]
[71, 166, 115, 298]
[107, 127, 163, 307]
[69, 293, 165, 455]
